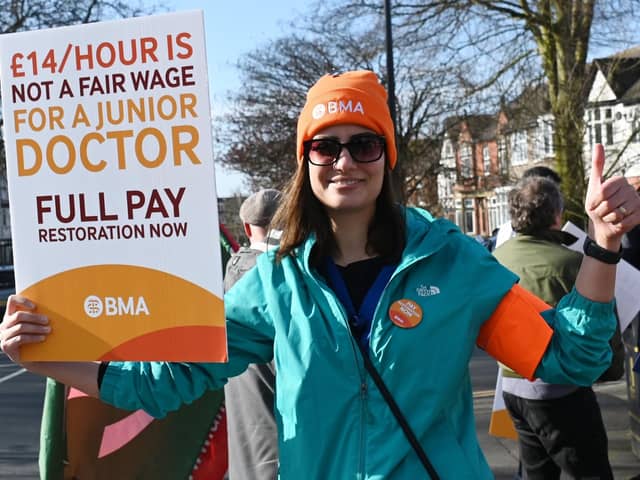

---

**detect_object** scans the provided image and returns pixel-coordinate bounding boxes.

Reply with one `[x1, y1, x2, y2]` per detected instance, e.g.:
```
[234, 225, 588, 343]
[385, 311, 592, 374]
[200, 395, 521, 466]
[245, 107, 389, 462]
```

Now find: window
[510, 131, 528, 166]
[605, 108, 613, 144]
[437, 172, 455, 213]
[497, 189, 510, 227]
[454, 198, 463, 228]
[538, 118, 554, 158]
[454, 198, 475, 233]
[587, 107, 614, 146]
[463, 199, 475, 234]
[442, 140, 456, 168]
[487, 189, 510, 234]
[460, 143, 473, 178]
[483, 145, 491, 176]
[488, 196, 500, 234]
[498, 138, 508, 174]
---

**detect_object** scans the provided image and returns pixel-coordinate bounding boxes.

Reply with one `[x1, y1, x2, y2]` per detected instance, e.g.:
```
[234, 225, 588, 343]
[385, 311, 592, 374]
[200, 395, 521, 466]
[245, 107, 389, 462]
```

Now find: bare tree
[329, 0, 640, 224]
[216, 35, 348, 191]
[0, 0, 149, 33]
[218, 8, 478, 209]
[471, 1, 640, 223]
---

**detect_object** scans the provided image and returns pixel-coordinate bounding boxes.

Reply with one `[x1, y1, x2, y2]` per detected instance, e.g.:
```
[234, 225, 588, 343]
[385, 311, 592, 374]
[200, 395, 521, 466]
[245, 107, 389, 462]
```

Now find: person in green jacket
[494, 176, 622, 480]
[2, 70, 640, 479]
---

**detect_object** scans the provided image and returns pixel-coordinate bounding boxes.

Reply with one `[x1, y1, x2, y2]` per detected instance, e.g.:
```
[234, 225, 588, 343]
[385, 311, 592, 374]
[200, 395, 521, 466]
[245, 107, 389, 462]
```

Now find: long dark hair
[272, 159, 406, 266]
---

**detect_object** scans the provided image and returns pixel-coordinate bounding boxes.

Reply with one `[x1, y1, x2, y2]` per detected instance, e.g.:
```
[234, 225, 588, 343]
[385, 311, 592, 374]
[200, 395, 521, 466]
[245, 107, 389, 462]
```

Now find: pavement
[475, 379, 640, 479]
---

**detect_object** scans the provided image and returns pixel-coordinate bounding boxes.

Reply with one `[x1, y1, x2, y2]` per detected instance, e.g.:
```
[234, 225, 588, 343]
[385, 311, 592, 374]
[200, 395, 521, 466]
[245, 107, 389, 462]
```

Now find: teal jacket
[100, 208, 616, 479]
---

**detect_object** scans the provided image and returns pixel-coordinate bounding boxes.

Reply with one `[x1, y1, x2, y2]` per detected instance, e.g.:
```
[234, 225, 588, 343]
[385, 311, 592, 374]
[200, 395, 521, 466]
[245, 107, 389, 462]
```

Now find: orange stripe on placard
[20, 265, 225, 361]
[488, 408, 518, 440]
[101, 326, 227, 362]
[477, 284, 553, 380]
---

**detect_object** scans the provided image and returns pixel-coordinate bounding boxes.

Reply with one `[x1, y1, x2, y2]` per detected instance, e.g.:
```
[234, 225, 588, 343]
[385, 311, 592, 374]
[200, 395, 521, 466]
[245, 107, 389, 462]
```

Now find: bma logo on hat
[312, 103, 326, 119]
[312, 100, 365, 120]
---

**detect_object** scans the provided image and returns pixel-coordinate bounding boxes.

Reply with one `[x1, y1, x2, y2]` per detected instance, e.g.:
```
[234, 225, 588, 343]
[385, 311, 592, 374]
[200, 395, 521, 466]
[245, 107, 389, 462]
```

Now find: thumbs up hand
[585, 144, 640, 249]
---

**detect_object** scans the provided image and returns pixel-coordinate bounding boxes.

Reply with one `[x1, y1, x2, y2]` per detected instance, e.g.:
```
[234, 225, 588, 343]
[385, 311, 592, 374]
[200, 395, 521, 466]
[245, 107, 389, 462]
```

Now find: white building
[438, 47, 640, 236]
[584, 48, 640, 176]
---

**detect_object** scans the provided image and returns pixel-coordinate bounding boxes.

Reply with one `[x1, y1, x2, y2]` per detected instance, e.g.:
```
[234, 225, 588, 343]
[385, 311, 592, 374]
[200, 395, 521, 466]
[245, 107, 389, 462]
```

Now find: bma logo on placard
[84, 295, 150, 318]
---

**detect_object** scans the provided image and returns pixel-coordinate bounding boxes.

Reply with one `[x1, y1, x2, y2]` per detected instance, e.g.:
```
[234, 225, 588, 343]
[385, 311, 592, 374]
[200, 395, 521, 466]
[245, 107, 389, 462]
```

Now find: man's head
[239, 189, 282, 228]
[509, 176, 564, 234]
[522, 165, 561, 184]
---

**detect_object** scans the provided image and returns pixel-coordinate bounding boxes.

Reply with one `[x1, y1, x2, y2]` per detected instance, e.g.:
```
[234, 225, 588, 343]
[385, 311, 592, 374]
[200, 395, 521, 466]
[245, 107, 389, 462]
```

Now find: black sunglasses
[303, 134, 386, 166]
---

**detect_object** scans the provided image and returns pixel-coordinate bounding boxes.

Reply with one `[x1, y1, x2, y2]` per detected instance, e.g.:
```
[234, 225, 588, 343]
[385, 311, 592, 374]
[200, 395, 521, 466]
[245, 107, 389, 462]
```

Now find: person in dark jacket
[494, 176, 621, 480]
[224, 188, 281, 480]
[622, 164, 640, 378]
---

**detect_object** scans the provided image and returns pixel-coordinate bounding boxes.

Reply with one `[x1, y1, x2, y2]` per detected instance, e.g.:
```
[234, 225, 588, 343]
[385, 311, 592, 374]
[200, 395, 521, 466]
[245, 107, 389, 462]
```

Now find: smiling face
[307, 124, 386, 220]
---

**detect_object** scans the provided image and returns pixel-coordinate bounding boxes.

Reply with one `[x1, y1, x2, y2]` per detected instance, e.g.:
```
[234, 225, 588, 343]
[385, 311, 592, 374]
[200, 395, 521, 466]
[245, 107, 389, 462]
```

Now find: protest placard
[0, 11, 226, 361]
[562, 221, 640, 331]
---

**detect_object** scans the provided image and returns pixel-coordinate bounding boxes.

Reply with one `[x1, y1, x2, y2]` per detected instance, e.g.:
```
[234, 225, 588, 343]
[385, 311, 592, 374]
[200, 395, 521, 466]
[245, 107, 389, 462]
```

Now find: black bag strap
[360, 350, 440, 480]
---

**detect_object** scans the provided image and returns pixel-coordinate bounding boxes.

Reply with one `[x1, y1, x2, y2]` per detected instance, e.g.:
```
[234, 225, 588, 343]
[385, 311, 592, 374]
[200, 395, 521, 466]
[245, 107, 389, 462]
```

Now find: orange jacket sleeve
[476, 284, 554, 380]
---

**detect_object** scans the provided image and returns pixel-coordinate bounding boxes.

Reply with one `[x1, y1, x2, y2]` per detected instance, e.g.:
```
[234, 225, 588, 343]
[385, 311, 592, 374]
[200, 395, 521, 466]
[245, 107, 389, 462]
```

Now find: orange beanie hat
[296, 70, 397, 169]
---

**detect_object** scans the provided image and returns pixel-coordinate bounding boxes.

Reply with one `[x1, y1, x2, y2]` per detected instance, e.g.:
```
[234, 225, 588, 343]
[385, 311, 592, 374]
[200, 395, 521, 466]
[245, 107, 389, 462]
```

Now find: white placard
[0, 11, 226, 361]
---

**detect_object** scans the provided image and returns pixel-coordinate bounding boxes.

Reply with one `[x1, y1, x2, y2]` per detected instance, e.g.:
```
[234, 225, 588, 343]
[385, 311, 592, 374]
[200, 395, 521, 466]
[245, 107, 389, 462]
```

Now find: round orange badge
[388, 299, 423, 328]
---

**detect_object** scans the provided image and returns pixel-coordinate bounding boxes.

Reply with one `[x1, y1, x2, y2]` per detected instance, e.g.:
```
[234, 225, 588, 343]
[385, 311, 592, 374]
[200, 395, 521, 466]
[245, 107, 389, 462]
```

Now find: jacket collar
[294, 206, 458, 275]
[515, 229, 578, 246]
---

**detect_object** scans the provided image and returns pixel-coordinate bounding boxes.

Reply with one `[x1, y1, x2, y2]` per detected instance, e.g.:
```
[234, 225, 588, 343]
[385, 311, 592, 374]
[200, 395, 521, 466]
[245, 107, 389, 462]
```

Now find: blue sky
[164, 0, 305, 196]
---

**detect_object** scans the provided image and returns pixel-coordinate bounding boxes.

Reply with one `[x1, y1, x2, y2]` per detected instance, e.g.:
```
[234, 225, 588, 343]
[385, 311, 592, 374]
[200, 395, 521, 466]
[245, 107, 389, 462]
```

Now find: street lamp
[383, 0, 397, 130]
[383, 0, 405, 199]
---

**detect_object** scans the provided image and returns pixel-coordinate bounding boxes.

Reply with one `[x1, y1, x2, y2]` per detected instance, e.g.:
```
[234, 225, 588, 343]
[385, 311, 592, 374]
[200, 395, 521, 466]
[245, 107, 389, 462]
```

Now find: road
[0, 353, 44, 479]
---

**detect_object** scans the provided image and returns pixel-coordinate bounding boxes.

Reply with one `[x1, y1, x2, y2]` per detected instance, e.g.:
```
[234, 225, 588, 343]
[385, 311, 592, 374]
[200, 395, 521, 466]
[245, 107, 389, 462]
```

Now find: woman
[2, 70, 640, 479]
